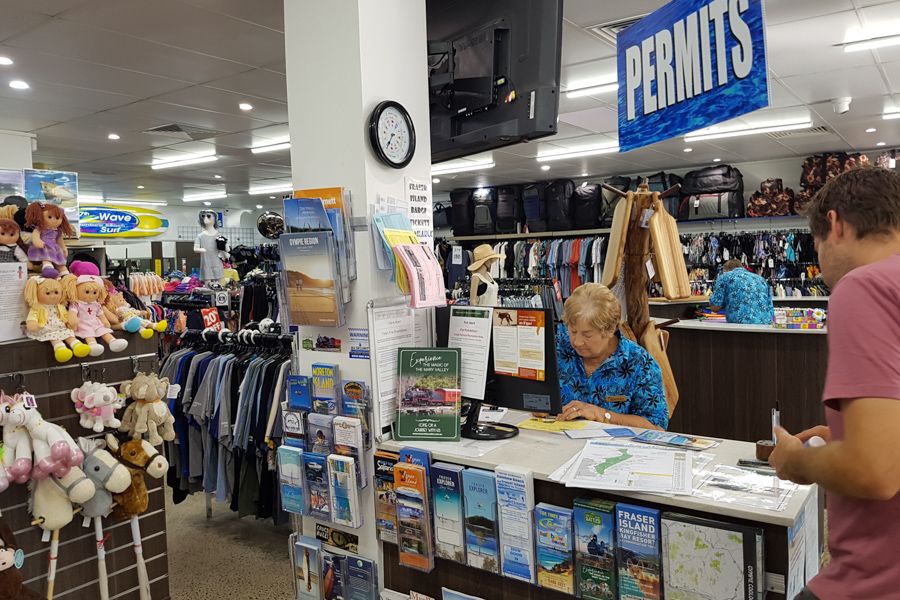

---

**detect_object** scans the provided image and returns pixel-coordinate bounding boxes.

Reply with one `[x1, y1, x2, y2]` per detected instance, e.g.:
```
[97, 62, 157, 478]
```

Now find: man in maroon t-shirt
[769, 167, 900, 600]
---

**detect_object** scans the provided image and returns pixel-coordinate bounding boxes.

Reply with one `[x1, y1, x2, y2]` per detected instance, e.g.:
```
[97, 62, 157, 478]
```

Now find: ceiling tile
[154, 85, 287, 124]
[563, 1, 664, 28]
[204, 68, 287, 103]
[0, 6, 51, 43]
[61, 0, 284, 67]
[6, 19, 249, 83]
[177, 0, 284, 32]
[553, 121, 595, 141]
[559, 106, 618, 134]
[766, 11, 871, 77]
[764, 0, 853, 26]
[560, 20, 615, 66]
[883, 60, 900, 94]
[856, 1, 900, 62]
[9, 0, 94, 17]
[101, 100, 272, 135]
[0, 79, 137, 112]
[780, 65, 888, 104]
[768, 79, 805, 110]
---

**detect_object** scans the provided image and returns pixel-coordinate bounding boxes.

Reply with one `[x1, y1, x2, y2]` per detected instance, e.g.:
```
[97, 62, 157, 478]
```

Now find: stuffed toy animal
[27, 478, 74, 532]
[105, 434, 168, 521]
[24, 276, 91, 363]
[0, 393, 31, 486]
[6, 395, 84, 480]
[70, 382, 123, 432]
[63, 262, 128, 356]
[77, 438, 131, 519]
[119, 373, 176, 446]
[102, 291, 166, 339]
[24, 202, 72, 279]
[0, 518, 42, 600]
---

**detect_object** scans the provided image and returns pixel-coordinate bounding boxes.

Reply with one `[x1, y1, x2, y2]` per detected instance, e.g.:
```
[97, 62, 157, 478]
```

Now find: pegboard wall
[175, 226, 264, 247]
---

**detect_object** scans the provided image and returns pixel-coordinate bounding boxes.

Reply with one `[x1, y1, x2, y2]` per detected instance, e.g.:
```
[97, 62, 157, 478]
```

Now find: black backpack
[495, 185, 522, 233]
[450, 189, 474, 236]
[472, 188, 497, 234]
[433, 201, 451, 229]
[572, 183, 602, 228]
[546, 179, 575, 231]
[679, 165, 745, 220]
[522, 182, 549, 232]
[600, 176, 632, 227]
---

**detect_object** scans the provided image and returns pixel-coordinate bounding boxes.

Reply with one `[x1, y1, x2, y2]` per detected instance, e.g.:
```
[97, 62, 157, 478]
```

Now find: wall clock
[368, 100, 416, 169]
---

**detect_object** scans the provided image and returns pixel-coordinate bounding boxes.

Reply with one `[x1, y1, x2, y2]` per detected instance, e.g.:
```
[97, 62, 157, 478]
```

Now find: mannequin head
[467, 244, 503, 275]
[198, 210, 218, 229]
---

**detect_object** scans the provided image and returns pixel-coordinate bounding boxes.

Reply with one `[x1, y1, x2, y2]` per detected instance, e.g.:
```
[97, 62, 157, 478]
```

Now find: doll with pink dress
[25, 202, 73, 279]
[63, 261, 128, 356]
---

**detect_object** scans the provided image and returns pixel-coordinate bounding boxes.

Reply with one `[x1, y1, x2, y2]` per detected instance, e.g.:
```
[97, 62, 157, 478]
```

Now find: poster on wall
[616, 0, 769, 152]
[405, 177, 433, 247]
[79, 204, 169, 238]
[0, 170, 24, 199]
[0, 263, 28, 342]
[23, 169, 80, 236]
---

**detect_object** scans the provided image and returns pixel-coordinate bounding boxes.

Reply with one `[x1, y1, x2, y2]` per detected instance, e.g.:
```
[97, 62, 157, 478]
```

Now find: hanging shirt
[710, 268, 775, 325]
[555, 326, 668, 429]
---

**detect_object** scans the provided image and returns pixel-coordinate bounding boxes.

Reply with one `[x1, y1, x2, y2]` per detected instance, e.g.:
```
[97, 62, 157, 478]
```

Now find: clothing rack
[179, 328, 293, 348]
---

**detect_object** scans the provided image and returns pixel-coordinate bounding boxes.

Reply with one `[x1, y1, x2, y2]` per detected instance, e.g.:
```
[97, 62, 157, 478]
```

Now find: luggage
[798, 152, 871, 214]
[523, 182, 549, 232]
[450, 189, 474, 236]
[572, 183, 602, 228]
[495, 185, 522, 233]
[747, 178, 795, 217]
[546, 179, 576, 230]
[634, 172, 683, 217]
[433, 201, 451, 229]
[600, 176, 632, 227]
[472, 188, 497, 235]
[679, 164, 745, 219]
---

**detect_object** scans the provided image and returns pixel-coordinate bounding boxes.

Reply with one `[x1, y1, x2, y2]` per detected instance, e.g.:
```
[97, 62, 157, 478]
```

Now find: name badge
[606, 395, 628, 404]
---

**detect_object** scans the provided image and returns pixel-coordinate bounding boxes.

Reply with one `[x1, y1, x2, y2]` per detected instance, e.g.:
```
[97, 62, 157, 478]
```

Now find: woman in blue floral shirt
[555, 284, 668, 430]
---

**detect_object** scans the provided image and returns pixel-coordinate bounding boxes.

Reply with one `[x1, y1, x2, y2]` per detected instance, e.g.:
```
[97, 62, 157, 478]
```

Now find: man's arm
[709, 277, 726, 313]
[770, 397, 900, 500]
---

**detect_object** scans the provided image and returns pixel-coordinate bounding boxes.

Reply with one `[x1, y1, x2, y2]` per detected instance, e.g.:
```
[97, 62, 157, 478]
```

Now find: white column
[0, 129, 34, 170]
[284, 0, 432, 571]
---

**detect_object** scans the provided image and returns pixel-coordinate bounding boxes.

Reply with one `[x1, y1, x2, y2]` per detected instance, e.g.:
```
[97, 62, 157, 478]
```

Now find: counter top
[379, 413, 815, 527]
[650, 297, 829, 304]
[661, 319, 827, 335]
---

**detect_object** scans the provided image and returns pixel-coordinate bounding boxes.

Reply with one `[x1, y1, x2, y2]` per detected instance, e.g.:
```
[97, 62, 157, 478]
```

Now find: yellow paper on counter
[517, 417, 590, 433]
[384, 228, 419, 293]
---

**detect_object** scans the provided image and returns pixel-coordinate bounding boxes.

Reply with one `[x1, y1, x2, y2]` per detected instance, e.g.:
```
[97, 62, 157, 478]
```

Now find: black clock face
[369, 101, 415, 168]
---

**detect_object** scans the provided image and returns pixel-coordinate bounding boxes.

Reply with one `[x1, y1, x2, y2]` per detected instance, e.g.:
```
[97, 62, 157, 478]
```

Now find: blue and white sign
[79, 205, 169, 238]
[617, 0, 768, 153]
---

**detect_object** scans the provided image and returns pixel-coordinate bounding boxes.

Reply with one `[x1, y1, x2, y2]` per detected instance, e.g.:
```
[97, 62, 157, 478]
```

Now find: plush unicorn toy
[0, 393, 29, 487]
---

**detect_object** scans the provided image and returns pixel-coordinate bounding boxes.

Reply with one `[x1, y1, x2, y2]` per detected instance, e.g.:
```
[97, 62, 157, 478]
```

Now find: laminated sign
[617, 0, 769, 152]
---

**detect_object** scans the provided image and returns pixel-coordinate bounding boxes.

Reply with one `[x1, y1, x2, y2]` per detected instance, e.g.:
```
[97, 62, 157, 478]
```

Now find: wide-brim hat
[467, 243, 504, 272]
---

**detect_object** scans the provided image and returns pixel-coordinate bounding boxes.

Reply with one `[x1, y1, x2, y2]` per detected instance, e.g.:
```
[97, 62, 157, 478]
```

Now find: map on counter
[662, 513, 764, 600]
[564, 440, 693, 495]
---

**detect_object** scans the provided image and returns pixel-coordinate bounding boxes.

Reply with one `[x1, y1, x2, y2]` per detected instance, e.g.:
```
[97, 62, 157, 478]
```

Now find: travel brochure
[491, 309, 547, 381]
[278, 231, 346, 328]
[632, 430, 721, 451]
[395, 348, 462, 442]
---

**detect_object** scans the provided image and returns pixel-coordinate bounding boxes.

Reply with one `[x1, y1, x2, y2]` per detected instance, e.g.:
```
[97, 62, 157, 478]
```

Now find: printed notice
[448, 306, 493, 400]
[370, 305, 416, 429]
[492, 309, 519, 376]
[491, 309, 545, 381]
[0, 263, 27, 342]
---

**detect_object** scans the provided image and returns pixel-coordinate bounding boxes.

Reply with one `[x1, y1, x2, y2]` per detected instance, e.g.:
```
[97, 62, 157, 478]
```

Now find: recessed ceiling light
[255, 204, 263, 209]
[239, 102, 253, 111]
[581, 172, 589, 177]
[432, 178, 441, 184]
[866, 128, 878, 133]
[0, 57, 13, 66]
[8, 80, 29, 90]
[877, 141, 887, 146]
[137, 185, 145, 189]
[269, 196, 276, 199]
[107, 133, 120, 140]
[541, 165, 551, 171]
[713, 158, 722, 162]
[214, 174, 222, 179]
[203, 201, 212, 206]
[683, 148, 693, 153]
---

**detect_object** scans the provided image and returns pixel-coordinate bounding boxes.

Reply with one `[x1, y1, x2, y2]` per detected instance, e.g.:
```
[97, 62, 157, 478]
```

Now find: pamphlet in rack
[279, 231, 346, 328]
[294, 186, 357, 281]
[395, 348, 462, 442]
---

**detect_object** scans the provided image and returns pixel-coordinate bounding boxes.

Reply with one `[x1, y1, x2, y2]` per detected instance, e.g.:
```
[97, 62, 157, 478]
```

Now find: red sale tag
[200, 308, 224, 332]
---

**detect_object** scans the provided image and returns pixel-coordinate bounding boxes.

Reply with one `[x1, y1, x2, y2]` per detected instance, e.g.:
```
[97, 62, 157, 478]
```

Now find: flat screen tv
[427, 0, 564, 163]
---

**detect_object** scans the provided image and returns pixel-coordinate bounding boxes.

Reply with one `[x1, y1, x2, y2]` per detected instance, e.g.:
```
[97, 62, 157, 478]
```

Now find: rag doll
[24, 276, 91, 363]
[24, 202, 72, 279]
[0, 219, 26, 263]
[0, 518, 42, 600]
[64, 262, 128, 356]
[102, 291, 166, 339]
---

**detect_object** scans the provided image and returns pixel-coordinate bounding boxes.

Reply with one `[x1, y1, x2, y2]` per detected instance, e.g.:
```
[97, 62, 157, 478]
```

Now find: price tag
[200, 308, 223, 331]
[167, 384, 182, 400]
[694, 197, 701, 208]
[646, 258, 656, 279]
[768, 258, 775, 268]
[451, 246, 463, 265]
[723, 249, 730, 261]
[639, 208, 652, 229]
[14, 549, 23, 569]
[21, 393, 36, 409]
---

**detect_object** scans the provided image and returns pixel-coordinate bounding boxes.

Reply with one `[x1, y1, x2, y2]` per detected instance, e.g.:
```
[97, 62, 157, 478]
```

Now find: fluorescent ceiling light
[883, 112, 900, 121]
[843, 34, 900, 53]
[866, 127, 878, 132]
[107, 133, 120, 140]
[432, 178, 440, 184]
[269, 196, 276, 199]
[239, 103, 253, 111]
[0, 57, 12, 66]
[541, 165, 551, 171]
[203, 201, 212, 206]
[8, 80, 29, 90]
[249, 183, 293, 195]
[683, 148, 693, 153]
[152, 153, 218, 170]
[251, 138, 291, 154]
[684, 120, 812, 142]
[877, 142, 887, 146]
[255, 204, 263, 209]
[713, 158, 722, 163]
[137, 185, 145, 189]
[184, 191, 227, 202]
[431, 159, 495, 175]
[566, 83, 618, 99]
[536, 144, 619, 162]
[214, 174, 222, 179]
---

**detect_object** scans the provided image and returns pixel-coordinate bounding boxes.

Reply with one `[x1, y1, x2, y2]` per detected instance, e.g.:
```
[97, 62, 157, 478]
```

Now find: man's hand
[796, 425, 832, 444]
[768, 426, 815, 485]
[557, 401, 601, 422]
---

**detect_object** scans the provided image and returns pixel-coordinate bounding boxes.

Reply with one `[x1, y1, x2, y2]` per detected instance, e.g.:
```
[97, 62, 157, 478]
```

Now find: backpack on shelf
[572, 183, 602, 228]
[799, 152, 872, 213]
[523, 182, 549, 232]
[546, 179, 576, 231]
[433, 201, 451, 229]
[472, 188, 497, 235]
[678, 164, 745, 220]
[450, 189, 475, 236]
[634, 172, 683, 217]
[747, 178, 795, 217]
[495, 185, 523, 233]
[600, 176, 632, 227]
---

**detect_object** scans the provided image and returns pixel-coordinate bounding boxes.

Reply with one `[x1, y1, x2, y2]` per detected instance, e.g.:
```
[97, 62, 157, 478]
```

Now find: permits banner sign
[617, 0, 769, 152]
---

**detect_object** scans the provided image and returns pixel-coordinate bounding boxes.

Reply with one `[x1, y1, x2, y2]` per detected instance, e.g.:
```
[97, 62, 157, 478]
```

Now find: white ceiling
[0, 0, 898, 205]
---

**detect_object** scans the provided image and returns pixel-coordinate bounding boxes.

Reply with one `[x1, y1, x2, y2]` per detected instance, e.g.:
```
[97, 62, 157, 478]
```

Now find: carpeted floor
[166, 492, 294, 599]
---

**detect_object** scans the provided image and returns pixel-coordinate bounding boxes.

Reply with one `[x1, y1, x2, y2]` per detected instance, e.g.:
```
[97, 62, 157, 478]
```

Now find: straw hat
[467, 244, 504, 272]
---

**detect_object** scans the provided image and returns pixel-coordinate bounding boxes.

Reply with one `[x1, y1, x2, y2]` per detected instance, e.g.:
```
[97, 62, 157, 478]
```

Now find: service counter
[649, 297, 829, 320]
[379, 415, 822, 600]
